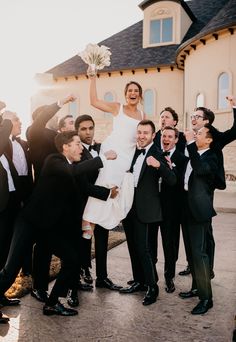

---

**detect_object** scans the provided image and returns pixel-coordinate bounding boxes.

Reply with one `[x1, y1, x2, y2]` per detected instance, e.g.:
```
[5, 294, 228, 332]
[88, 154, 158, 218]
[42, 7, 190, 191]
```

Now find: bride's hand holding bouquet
[78, 43, 111, 77]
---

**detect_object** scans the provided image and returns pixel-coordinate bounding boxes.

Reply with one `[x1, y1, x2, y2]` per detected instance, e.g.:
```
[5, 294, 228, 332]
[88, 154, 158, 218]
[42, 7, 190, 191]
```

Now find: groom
[120, 120, 176, 305]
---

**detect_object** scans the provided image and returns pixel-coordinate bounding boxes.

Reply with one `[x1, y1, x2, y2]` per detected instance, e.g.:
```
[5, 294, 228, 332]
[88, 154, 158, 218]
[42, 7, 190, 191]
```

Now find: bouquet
[78, 43, 111, 76]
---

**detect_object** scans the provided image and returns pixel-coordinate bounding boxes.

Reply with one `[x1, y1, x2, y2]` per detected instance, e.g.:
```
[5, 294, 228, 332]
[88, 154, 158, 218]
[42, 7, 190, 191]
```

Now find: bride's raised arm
[89, 76, 120, 116]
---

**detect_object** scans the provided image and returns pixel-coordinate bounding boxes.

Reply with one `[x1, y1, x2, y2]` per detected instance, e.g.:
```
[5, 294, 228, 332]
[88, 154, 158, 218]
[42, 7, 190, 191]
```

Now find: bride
[82, 74, 145, 234]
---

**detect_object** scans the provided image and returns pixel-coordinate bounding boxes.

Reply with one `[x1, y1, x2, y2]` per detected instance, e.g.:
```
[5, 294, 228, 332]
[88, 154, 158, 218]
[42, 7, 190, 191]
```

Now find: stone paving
[0, 191, 235, 342]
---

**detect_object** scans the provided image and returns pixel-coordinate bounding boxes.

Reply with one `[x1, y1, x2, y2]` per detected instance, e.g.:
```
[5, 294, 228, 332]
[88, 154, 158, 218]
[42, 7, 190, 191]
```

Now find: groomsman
[154, 107, 186, 153]
[179, 124, 220, 315]
[0, 131, 116, 316]
[58, 115, 75, 132]
[27, 96, 77, 303]
[74, 115, 121, 293]
[0, 111, 20, 322]
[120, 120, 176, 305]
[158, 126, 187, 293]
[0, 111, 32, 307]
[180, 98, 236, 277]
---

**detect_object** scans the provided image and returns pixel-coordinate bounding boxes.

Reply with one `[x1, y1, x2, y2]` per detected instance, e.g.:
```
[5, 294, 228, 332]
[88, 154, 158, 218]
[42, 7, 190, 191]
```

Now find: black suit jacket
[130, 144, 176, 223]
[210, 107, 236, 190]
[185, 143, 218, 222]
[0, 119, 15, 212]
[21, 153, 104, 237]
[26, 102, 60, 181]
[76, 144, 110, 219]
[160, 149, 188, 219]
[154, 130, 186, 153]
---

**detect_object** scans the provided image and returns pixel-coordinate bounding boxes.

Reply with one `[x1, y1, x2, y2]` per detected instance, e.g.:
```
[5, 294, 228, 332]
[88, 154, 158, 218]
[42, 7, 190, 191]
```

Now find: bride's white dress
[83, 104, 142, 229]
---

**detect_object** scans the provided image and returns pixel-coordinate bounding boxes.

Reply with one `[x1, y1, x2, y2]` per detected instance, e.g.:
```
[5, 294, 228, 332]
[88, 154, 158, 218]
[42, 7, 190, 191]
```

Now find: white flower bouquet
[78, 43, 111, 76]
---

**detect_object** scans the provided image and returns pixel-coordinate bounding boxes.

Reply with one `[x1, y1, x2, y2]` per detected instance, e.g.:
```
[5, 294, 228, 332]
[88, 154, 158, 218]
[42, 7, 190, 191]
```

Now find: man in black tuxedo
[58, 115, 75, 132]
[153, 107, 186, 153]
[120, 120, 176, 306]
[73, 115, 121, 296]
[0, 131, 116, 317]
[158, 126, 188, 293]
[26, 95, 77, 303]
[0, 103, 19, 322]
[180, 98, 236, 277]
[179, 124, 220, 315]
[1, 110, 34, 276]
[0, 111, 33, 308]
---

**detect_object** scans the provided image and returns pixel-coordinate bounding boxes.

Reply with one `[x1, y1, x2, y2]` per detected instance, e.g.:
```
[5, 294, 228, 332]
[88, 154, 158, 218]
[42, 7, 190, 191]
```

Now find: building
[33, 0, 236, 179]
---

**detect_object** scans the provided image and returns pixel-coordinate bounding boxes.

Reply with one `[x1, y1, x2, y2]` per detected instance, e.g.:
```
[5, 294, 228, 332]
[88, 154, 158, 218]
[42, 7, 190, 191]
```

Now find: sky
[0, 0, 142, 131]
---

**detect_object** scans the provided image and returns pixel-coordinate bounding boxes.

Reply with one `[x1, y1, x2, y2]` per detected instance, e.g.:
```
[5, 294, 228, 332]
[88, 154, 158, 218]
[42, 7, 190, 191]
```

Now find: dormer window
[150, 17, 173, 44]
[142, 2, 193, 48]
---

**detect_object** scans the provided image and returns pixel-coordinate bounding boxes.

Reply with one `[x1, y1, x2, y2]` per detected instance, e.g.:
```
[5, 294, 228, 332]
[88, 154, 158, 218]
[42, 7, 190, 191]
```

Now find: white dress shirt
[0, 155, 16, 191]
[184, 144, 209, 190]
[11, 137, 28, 176]
[133, 142, 153, 187]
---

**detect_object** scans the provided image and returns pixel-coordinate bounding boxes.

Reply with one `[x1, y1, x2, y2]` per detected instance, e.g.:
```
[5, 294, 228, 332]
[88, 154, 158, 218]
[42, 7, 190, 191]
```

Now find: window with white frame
[144, 89, 155, 116]
[196, 93, 204, 107]
[218, 73, 229, 109]
[150, 17, 173, 44]
[69, 101, 77, 117]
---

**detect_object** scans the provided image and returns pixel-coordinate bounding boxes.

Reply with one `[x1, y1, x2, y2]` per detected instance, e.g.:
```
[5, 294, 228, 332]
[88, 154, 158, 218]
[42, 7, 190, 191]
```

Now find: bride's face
[125, 84, 140, 105]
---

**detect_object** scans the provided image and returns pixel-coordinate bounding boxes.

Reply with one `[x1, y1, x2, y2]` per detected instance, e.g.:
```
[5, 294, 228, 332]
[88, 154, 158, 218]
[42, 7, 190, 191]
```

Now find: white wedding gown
[83, 104, 142, 229]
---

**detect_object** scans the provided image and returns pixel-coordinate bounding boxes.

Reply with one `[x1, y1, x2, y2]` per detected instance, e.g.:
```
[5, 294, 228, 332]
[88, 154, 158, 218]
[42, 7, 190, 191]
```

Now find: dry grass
[6, 231, 126, 298]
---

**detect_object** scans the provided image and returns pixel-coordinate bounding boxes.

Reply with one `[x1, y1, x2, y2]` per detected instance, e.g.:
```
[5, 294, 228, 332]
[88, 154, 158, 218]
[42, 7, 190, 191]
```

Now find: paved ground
[0, 191, 235, 342]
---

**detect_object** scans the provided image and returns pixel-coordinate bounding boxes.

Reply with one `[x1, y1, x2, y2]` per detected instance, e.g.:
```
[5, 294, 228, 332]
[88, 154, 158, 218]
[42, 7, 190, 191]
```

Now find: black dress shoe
[179, 265, 191, 276]
[31, 289, 49, 303]
[0, 311, 9, 324]
[67, 289, 79, 307]
[95, 278, 122, 291]
[43, 302, 78, 316]
[179, 289, 198, 299]
[78, 281, 93, 291]
[165, 279, 175, 293]
[0, 295, 20, 307]
[142, 285, 159, 306]
[191, 299, 213, 315]
[83, 268, 93, 284]
[119, 282, 145, 294]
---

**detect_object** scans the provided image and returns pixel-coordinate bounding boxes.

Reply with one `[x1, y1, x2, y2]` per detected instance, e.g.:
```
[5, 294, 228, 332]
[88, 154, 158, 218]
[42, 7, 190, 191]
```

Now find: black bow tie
[11, 136, 17, 142]
[137, 148, 146, 156]
[162, 151, 170, 156]
[89, 145, 97, 152]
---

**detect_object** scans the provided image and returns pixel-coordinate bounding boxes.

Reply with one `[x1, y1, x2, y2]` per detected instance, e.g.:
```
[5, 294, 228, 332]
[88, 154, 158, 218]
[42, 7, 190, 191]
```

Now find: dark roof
[47, 0, 236, 78]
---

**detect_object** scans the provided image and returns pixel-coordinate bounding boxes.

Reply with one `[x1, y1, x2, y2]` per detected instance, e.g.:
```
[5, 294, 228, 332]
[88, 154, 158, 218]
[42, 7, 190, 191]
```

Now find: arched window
[218, 73, 229, 109]
[104, 92, 114, 118]
[143, 89, 155, 116]
[69, 101, 77, 117]
[196, 93, 204, 107]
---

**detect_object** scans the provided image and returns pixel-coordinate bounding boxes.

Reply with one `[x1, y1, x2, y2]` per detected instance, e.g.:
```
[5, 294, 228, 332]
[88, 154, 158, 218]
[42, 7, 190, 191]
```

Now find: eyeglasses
[190, 114, 204, 120]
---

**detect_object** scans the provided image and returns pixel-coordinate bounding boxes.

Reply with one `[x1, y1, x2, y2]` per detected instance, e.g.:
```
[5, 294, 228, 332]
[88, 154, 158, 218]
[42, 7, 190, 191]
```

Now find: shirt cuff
[99, 154, 107, 165]
[57, 100, 63, 108]
[187, 140, 195, 145]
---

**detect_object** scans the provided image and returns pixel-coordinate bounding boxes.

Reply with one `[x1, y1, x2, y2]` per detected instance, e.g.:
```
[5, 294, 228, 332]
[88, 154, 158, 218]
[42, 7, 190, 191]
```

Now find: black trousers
[160, 218, 180, 281]
[32, 241, 52, 291]
[0, 216, 34, 295]
[123, 206, 158, 287]
[0, 192, 21, 270]
[94, 225, 109, 280]
[182, 196, 212, 300]
[0, 217, 79, 301]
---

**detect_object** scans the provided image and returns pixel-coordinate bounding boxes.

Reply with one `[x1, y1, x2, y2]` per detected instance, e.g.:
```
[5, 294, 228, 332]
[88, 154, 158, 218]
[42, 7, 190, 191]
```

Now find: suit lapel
[137, 145, 156, 185]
